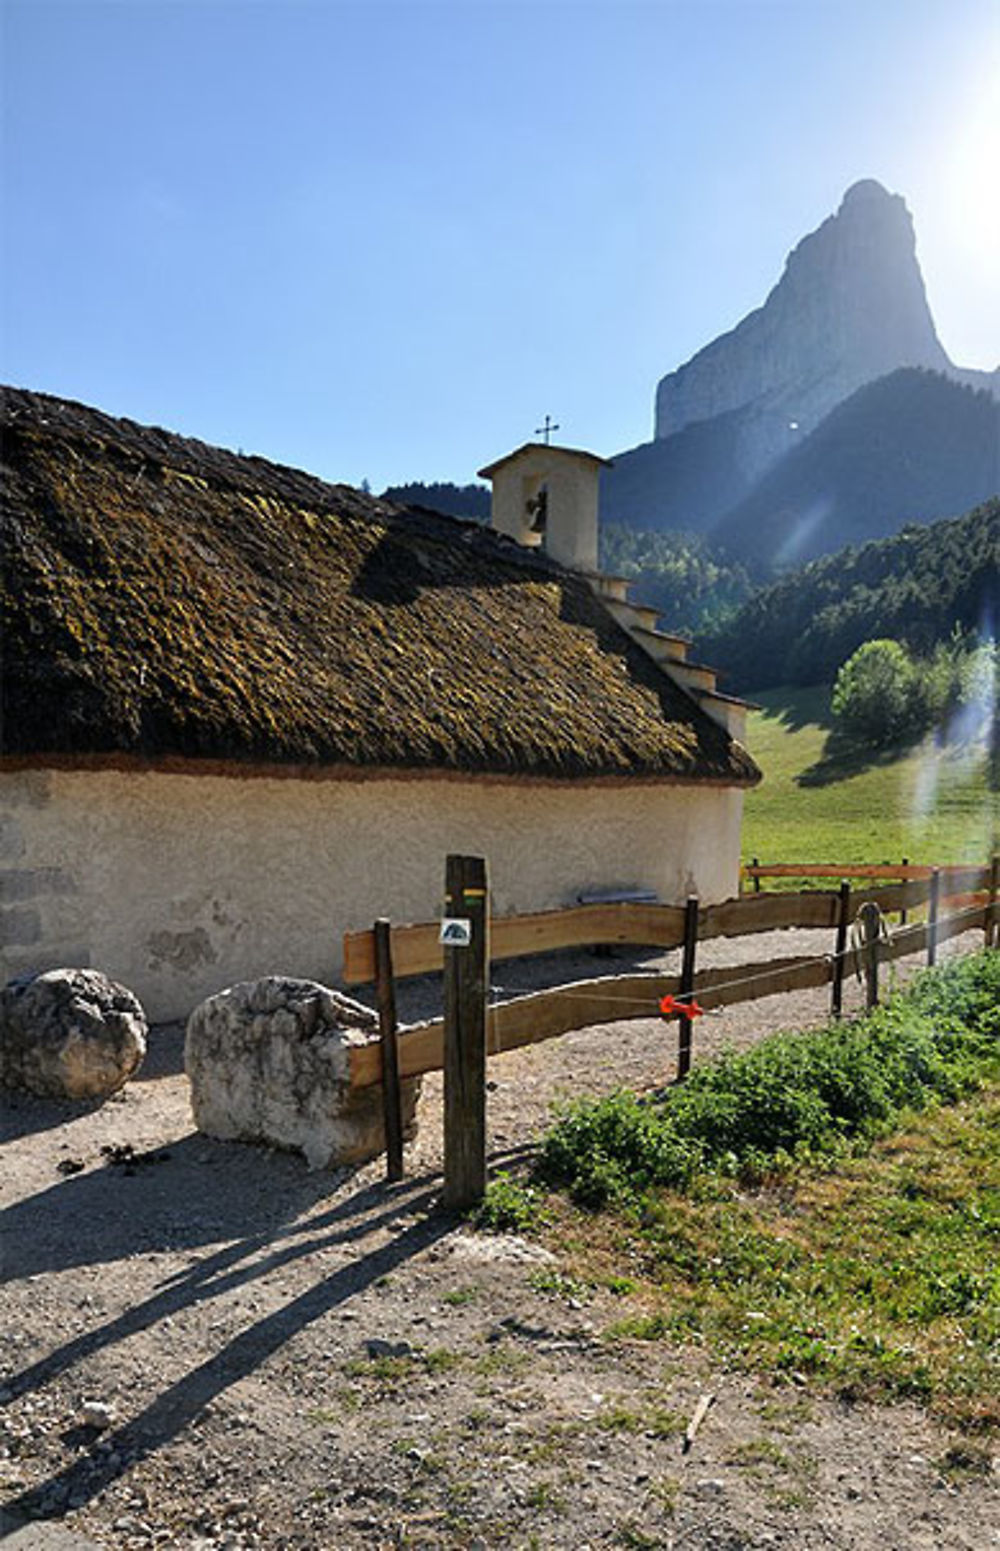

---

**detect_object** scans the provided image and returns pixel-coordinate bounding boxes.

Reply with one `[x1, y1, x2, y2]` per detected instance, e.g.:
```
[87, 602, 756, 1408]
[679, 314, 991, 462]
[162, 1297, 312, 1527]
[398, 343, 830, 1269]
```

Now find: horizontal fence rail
[342, 870, 992, 987]
[743, 862, 990, 885]
[345, 901, 680, 984]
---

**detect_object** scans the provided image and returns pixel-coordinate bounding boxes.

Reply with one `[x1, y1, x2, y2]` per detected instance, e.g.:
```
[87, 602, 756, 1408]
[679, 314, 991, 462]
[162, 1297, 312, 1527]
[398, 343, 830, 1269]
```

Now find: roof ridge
[0, 383, 575, 583]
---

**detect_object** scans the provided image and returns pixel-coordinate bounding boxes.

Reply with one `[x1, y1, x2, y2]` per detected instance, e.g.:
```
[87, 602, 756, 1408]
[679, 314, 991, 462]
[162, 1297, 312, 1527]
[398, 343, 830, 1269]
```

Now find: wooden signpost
[987, 855, 999, 949]
[442, 853, 489, 1210]
[927, 868, 941, 966]
[858, 901, 880, 1009]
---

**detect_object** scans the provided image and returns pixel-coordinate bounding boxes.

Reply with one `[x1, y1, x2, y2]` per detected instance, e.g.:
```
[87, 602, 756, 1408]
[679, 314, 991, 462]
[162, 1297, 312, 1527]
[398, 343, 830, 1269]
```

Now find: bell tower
[477, 441, 610, 575]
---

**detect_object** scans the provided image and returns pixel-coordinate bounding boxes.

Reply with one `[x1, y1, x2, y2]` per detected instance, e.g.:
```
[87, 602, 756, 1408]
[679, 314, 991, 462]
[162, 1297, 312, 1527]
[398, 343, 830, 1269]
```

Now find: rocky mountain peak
[840, 177, 892, 204]
[653, 181, 951, 479]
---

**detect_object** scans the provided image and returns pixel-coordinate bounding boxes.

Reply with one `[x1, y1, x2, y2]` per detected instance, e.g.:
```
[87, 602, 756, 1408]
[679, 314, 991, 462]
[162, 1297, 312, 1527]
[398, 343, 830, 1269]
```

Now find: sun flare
[919, 41, 1000, 365]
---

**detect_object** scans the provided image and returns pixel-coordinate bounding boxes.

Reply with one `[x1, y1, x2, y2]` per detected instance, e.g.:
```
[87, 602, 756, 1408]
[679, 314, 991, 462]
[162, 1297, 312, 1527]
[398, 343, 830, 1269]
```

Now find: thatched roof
[1, 387, 759, 786]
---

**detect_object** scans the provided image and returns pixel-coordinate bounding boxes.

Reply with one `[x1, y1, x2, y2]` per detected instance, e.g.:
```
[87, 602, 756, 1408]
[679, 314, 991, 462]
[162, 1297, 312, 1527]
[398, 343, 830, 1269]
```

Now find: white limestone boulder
[0, 968, 147, 1100]
[185, 976, 420, 1169]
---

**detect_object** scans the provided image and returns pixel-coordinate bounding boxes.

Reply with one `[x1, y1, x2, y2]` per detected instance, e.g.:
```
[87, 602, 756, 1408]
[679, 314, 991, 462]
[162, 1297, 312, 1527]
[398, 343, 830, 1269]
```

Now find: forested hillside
[381, 480, 490, 520]
[598, 406, 754, 534]
[697, 498, 999, 691]
[599, 524, 752, 634]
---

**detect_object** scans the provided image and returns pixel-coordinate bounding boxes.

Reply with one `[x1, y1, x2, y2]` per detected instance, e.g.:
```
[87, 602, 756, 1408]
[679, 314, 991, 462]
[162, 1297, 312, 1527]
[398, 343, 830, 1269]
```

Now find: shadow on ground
[0, 1165, 454, 1533]
[797, 739, 909, 787]
[797, 729, 932, 788]
[133, 1022, 186, 1083]
[2, 1127, 368, 1279]
[754, 685, 835, 733]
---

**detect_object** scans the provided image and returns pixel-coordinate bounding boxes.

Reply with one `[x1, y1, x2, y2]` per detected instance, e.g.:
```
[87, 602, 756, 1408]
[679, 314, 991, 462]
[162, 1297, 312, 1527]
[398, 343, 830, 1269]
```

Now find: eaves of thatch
[0, 387, 760, 788]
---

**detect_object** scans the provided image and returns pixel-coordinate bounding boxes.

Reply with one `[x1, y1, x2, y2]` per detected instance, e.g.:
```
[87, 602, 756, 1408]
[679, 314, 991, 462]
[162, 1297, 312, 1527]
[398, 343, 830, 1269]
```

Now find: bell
[526, 489, 548, 535]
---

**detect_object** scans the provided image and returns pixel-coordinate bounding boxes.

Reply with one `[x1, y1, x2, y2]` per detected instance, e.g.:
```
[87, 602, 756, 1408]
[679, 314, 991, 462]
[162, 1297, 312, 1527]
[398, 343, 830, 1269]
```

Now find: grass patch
[726, 1437, 797, 1469]
[527, 1267, 590, 1301]
[342, 1345, 461, 1397]
[649, 1476, 682, 1513]
[471, 1345, 530, 1379]
[475, 1171, 548, 1235]
[615, 1527, 661, 1549]
[442, 1286, 478, 1307]
[936, 1442, 995, 1481]
[754, 1395, 816, 1430]
[524, 1481, 567, 1514]
[530, 953, 1000, 1425]
[743, 684, 997, 866]
[593, 1398, 684, 1438]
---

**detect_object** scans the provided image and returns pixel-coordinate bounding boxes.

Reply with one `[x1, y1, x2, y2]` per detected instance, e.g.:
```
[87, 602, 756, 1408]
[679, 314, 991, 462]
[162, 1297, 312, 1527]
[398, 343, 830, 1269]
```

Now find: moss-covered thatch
[1, 387, 759, 785]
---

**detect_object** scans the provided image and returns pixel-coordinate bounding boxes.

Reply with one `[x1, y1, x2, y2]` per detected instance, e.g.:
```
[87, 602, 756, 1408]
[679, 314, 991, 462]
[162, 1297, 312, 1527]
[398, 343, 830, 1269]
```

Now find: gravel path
[2, 928, 995, 1550]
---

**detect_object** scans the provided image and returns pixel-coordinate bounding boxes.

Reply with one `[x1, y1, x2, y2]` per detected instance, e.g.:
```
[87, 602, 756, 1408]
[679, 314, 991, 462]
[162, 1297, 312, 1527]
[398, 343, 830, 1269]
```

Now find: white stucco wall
[698, 698, 748, 742]
[0, 767, 744, 1023]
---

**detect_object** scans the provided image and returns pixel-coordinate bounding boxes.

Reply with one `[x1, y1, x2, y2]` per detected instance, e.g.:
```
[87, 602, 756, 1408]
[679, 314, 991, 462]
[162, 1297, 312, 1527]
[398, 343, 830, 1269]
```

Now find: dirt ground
[2, 930, 998, 1550]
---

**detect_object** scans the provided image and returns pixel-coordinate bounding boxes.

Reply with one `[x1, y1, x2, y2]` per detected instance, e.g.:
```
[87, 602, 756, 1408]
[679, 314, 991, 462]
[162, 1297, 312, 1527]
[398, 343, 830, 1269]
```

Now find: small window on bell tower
[526, 483, 548, 540]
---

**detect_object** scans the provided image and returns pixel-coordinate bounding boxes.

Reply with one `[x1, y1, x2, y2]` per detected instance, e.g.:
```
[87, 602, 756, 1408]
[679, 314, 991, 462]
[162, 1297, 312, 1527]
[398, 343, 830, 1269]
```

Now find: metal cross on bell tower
[534, 414, 560, 445]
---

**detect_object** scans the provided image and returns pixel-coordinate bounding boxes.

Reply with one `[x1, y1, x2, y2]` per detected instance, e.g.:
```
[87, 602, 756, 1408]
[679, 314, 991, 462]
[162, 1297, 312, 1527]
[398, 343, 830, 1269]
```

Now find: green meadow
[742, 685, 998, 868]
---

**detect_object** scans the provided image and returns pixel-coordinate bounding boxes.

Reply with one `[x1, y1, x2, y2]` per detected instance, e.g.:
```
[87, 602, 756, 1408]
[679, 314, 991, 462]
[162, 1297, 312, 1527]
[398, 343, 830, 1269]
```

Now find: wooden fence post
[831, 880, 851, 1019]
[927, 867, 941, 967]
[751, 858, 761, 894]
[442, 854, 489, 1211]
[374, 918, 404, 1183]
[859, 901, 880, 1009]
[677, 895, 699, 1081]
[900, 857, 909, 925]
[986, 854, 999, 949]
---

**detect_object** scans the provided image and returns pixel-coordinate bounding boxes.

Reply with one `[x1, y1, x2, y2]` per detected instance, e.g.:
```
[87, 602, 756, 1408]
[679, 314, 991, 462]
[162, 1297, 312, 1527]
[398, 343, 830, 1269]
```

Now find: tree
[830, 639, 924, 748]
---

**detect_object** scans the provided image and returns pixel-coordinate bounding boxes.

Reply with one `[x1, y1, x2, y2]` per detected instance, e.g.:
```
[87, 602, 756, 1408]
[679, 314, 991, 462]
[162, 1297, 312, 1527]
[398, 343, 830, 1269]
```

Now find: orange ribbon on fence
[659, 994, 704, 1021]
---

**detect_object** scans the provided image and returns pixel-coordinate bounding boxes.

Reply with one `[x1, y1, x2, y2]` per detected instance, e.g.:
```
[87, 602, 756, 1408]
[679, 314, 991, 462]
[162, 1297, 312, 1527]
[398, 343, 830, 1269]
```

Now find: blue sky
[3, 0, 998, 492]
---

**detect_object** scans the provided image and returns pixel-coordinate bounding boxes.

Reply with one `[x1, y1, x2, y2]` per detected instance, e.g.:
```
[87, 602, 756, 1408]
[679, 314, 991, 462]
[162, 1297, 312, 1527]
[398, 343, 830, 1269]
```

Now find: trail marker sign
[439, 918, 472, 947]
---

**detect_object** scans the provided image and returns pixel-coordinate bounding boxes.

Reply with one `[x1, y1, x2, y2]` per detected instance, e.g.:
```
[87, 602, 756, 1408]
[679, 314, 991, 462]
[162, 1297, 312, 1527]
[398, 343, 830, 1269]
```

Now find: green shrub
[904, 949, 1000, 1049]
[829, 635, 997, 754]
[537, 952, 999, 1208]
[538, 1090, 702, 1207]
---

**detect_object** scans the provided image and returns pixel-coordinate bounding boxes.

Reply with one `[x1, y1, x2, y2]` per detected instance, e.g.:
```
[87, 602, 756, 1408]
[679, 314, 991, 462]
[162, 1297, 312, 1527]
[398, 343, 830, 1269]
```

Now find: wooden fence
[344, 861, 997, 1090]
[344, 856, 998, 1198]
[744, 860, 949, 885]
[342, 865, 991, 986]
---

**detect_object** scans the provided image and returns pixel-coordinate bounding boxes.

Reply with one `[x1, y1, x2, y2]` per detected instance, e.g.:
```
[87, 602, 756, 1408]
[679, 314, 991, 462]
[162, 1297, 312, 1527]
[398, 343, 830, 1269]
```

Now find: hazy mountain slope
[599, 405, 753, 531]
[714, 369, 1000, 570]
